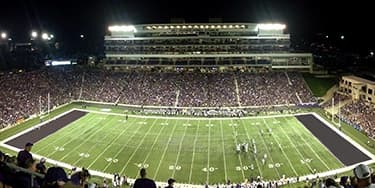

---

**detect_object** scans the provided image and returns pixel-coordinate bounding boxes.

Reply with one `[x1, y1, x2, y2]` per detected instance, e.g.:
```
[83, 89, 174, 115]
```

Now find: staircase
[234, 77, 241, 107]
[175, 90, 180, 107]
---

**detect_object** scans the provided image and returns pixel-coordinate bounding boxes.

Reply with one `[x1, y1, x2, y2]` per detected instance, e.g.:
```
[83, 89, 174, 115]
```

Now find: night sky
[0, 0, 374, 49]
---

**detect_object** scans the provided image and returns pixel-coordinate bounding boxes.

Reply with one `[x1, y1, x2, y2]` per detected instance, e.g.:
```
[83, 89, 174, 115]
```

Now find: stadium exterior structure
[104, 23, 313, 72]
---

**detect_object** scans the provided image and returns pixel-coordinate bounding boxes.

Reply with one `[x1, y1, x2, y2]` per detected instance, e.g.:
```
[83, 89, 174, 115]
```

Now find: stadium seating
[0, 69, 316, 128]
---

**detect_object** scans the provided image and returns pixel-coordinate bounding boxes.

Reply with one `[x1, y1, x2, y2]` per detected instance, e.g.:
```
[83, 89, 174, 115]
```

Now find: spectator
[17, 142, 33, 168]
[42, 166, 79, 188]
[325, 178, 339, 188]
[70, 168, 90, 187]
[165, 178, 175, 188]
[36, 158, 47, 174]
[133, 168, 156, 188]
[12, 158, 39, 188]
[353, 164, 375, 188]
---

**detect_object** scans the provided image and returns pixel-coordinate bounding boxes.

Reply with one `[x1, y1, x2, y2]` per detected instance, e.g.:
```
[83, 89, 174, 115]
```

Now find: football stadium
[1, 21, 375, 188]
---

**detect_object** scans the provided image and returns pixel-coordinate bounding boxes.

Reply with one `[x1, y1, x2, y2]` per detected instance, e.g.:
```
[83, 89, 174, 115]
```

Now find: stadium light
[50, 34, 54, 39]
[257, 23, 286, 30]
[108, 25, 137, 32]
[31, 31, 38, 38]
[370, 51, 374, 56]
[42, 33, 49, 40]
[1, 32, 7, 39]
[325, 35, 329, 39]
[80, 34, 84, 38]
[340, 35, 345, 40]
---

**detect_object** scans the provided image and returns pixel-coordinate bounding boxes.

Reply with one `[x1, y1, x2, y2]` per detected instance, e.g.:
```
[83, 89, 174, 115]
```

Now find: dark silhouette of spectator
[353, 164, 375, 188]
[17, 142, 33, 168]
[133, 168, 156, 188]
[70, 168, 90, 187]
[43, 166, 79, 188]
[36, 158, 47, 174]
[165, 178, 175, 188]
[12, 158, 39, 188]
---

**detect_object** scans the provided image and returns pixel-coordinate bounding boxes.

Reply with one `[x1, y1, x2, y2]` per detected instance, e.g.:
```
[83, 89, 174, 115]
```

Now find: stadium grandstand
[104, 23, 313, 72]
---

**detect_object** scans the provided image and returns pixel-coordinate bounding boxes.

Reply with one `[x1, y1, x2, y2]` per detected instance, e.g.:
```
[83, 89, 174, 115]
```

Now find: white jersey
[236, 144, 241, 152]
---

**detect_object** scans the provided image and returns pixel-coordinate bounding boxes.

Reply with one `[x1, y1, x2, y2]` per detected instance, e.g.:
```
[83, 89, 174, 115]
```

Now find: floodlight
[188, 25, 192, 28]
[50, 34, 54, 39]
[164, 26, 169, 29]
[176, 25, 181, 29]
[340, 35, 345, 40]
[80, 34, 84, 38]
[31, 31, 38, 38]
[170, 26, 175, 29]
[42, 33, 49, 40]
[146, 26, 151, 30]
[257, 23, 286, 30]
[1, 32, 6, 39]
[370, 51, 374, 56]
[108, 25, 136, 32]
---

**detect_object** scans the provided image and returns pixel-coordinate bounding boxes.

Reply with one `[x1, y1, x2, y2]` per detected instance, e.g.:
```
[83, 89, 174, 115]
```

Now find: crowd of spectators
[322, 92, 351, 109]
[0, 69, 81, 128]
[1, 143, 92, 188]
[0, 68, 316, 129]
[237, 72, 315, 106]
[340, 100, 375, 138]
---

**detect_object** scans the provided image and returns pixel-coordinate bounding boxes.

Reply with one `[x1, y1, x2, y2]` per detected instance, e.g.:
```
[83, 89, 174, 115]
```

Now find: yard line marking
[271, 118, 314, 172]
[119, 118, 159, 175]
[102, 118, 150, 172]
[72, 118, 124, 166]
[45, 115, 109, 158]
[238, 119, 264, 178]
[230, 119, 246, 181]
[262, 119, 299, 176]
[58, 116, 117, 161]
[282, 117, 331, 170]
[188, 120, 200, 184]
[153, 119, 178, 179]
[206, 119, 211, 183]
[220, 120, 228, 182]
[87, 117, 139, 169]
[138, 124, 167, 177]
[171, 119, 189, 178]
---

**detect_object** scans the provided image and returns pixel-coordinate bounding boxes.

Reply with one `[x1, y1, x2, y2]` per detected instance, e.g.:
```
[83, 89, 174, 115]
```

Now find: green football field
[31, 111, 343, 184]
